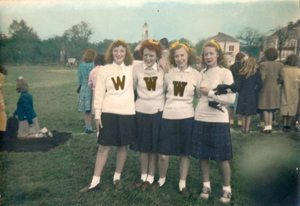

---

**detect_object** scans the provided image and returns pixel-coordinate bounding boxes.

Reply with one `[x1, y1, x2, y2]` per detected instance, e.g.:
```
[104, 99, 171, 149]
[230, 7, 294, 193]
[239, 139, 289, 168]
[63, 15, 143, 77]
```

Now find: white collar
[113, 62, 126, 70]
[143, 62, 158, 71]
[174, 66, 192, 73]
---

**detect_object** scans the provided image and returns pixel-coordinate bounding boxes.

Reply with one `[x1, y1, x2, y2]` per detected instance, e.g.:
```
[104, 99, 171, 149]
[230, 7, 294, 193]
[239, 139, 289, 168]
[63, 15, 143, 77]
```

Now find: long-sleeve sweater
[195, 66, 236, 122]
[94, 62, 135, 119]
[163, 67, 201, 119]
[13, 92, 37, 124]
[133, 62, 165, 114]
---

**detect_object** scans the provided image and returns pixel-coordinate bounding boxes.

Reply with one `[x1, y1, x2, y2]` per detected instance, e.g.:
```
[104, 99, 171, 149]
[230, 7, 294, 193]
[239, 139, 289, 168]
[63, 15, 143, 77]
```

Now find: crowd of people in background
[1, 35, 299, 204]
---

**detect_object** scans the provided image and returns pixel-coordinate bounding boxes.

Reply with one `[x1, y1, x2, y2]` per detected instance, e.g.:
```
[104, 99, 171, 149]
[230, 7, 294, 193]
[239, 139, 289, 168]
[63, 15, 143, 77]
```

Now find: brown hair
[285, 54, 298, 66]
[264, 48, 278, 61]
[104, 40, 133, 66]
[82, 49, 96, 63]
[94, 54, 106, 66]
[200, 42, 228, 68]
[169, 43, 196, 67]
[239, 57, 258, 78]
[0, 66, 7, 75]
[15, 77, 28, 93]
[139, 40, 162, 59]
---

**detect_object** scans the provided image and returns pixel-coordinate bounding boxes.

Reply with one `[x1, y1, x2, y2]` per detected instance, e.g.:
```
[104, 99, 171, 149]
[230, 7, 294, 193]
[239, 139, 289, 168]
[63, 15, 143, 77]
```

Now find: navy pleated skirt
[130, 111, 162, 153]
[97, 113, 136, 146]
[158, 117, 194, 156]
[191, 121, 233, 161]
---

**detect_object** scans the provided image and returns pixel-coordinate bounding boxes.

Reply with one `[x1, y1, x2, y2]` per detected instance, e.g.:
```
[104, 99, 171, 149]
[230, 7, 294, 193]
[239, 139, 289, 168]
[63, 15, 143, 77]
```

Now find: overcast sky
[0, 0, 299, 43]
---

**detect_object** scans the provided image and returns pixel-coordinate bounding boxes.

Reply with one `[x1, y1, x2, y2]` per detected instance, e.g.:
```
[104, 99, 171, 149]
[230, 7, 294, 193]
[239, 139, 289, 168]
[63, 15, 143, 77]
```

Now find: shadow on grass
[0, 130, 72, 152]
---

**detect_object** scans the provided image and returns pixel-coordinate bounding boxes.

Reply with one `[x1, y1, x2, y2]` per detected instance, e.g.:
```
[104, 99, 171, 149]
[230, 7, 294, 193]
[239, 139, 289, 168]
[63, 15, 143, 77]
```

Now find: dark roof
[143, 22, 148, 27]
[206, 32, 239, 43]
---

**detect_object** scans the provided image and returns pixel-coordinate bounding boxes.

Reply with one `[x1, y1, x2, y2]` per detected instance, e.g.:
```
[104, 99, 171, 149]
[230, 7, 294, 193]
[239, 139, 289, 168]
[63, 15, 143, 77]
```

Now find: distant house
[260, 20, 300, 62]
[206, 32, 240, 65]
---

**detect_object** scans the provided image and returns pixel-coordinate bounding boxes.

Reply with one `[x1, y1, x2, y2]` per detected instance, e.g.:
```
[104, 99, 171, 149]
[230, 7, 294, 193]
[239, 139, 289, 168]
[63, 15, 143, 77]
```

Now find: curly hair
[105, 40, 133, 66]
[239, 57, 258, 79]
[82, 49, 96, 63]
[94, 54, 106, 66]
[200, 42, 228, 68]
[0, 66, 7, 75]
[169, 43, 196, 67]
[139, 40, 162, 59]
[15, 77, 28, 93]
[285, 54, 298, 66]
[264, 48, 278, 61]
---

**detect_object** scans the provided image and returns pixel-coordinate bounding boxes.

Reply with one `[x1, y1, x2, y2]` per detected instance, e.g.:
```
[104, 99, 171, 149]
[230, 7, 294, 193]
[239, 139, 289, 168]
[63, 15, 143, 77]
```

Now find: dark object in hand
[76, 85, 81, 93]
[213, 83, 236, 95]
[208, 101, 224, 112]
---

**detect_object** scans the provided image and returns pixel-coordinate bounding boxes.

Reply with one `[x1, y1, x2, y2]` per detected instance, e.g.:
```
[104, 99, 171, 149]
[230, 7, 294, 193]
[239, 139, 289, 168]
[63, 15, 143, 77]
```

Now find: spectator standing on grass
[159, 38, 170, 66]
[78, 49, 96, 134]
[152, 41, 199, 197]
[88, 54, 106, 137]
[195, 56, 204, 72]
[80, 40, 136, 192]
[0, 66, 7, 135]
[191, 40, 235, 204]
[130, 39, 165, 190]
[11, 77, 52, 140]
[278, 55, 300, 133]
[235, 58, 262, 134]
[258, 48, 283, 134]
[229, 52, 247, 127]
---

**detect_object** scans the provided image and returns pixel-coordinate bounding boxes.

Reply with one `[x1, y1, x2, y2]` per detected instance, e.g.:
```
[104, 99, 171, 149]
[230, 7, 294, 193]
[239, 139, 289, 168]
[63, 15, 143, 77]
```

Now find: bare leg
[241, 116, 246, 130]
[18, 133, 39, 140]
[180, 156, 190, 180]
[140, 152, 149, 175]
[268, 111, 273, 126]
[93, 145, 110, 177]
[115, 146, 127, 173]
[246, 116, 252, 130]
[237, 114, 242, 123]
[229, 108, 234, 122]
[158, 154, 169, 178]
[148, 154, 158, 176]
[218, 161, 231, 187]
[263, 111, 269, 126]
[199, 159, 210, 182]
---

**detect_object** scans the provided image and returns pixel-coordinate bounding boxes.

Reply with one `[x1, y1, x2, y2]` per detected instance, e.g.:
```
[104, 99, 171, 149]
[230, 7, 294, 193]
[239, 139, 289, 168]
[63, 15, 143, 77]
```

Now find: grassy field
[0, 65, 299, 205]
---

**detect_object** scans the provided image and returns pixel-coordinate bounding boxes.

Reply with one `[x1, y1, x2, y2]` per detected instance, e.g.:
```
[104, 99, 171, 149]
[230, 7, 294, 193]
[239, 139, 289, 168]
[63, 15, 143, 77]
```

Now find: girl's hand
[200, 87, 210, 96]
[158, 58, 170, 73]
[96, 119, 103, 129]
[0, 102, 5, 109]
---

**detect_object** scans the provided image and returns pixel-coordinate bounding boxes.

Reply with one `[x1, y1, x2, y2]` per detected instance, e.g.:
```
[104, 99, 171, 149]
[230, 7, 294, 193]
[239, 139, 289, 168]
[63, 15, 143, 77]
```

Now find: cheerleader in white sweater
[152, 41, 200, 197]
[191, 40, 235, 204]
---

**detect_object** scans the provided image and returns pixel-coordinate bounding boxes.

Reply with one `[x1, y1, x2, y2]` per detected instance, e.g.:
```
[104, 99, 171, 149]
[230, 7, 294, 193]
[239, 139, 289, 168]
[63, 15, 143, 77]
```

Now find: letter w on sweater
[173, 81, 187, 97]
[111, 76, 126, 90]
[144, 76, 158, 91]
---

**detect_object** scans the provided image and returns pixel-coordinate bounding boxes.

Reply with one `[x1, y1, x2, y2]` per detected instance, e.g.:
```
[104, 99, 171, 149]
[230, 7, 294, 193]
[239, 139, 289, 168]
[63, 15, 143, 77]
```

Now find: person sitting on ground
[11, 77, 52, 140]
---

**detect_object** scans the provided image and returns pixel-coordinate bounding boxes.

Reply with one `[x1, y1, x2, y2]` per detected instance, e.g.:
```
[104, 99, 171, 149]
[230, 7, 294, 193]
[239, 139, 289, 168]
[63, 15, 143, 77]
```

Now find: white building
[135, 22, 149, 51]
[206, 32, 240, 65]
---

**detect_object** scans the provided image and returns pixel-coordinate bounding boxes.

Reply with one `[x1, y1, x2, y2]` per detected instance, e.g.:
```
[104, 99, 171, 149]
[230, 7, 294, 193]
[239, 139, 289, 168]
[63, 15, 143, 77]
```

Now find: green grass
[1, 65, 299, 205]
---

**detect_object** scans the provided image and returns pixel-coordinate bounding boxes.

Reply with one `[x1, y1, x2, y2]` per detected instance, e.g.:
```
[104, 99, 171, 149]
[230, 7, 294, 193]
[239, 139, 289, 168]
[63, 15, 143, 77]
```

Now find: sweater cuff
[95, 109, 102, 120]
[207, 90, 214, 97]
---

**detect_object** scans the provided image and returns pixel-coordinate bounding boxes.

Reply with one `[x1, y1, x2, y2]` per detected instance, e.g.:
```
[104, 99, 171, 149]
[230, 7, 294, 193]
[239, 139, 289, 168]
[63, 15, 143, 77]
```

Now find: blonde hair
[105, 40, 133, 66]
[169, 43, 196, 67]
[239, 57, 258, 78]
[200, 41, 228, 68]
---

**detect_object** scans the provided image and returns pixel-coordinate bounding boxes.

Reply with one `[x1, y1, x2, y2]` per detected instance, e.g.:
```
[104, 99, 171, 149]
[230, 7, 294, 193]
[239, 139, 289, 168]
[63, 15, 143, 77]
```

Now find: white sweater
[163, 67, 201, 119]
[195, 66, 236, 123]
[94, 62, 135, 119]
[133, 62, 165, 114]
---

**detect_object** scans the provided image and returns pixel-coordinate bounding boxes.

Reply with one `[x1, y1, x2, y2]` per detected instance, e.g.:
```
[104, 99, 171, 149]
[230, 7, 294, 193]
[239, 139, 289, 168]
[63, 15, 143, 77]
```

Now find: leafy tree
[178, 38, 193, 48]
[195, 39, 206, 55]
[236, 27, 262, 57]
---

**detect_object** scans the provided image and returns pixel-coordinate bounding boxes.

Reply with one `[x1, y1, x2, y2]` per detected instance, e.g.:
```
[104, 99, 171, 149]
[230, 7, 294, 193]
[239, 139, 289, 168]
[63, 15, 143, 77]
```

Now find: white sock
[158, 177, 166, 187]
[203, 181, 211, 189]
[179, 180, 186, 191]
[146, 175, 154, 184]
[141, 174, 147, 182]
[269, 125, 272, 130]
[223, 185, 231, 193]
[36, 133, 44, 138]
[113, 172, 121, 181]
[89, 176, 100, 189]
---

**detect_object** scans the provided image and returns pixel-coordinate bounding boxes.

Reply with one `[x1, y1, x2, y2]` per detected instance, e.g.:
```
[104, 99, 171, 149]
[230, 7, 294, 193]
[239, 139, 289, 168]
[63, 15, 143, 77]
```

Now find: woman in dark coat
[236, 58, 262, 133]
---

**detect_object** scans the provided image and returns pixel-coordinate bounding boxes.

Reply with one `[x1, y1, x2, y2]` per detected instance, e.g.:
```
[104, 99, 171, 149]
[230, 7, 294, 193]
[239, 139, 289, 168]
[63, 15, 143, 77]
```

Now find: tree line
[0, 19, 273, 65]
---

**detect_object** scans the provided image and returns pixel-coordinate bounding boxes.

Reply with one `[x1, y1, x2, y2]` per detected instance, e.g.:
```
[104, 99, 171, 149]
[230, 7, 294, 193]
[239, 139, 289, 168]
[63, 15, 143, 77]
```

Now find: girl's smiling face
[204, 46, 219, 68]
[143, 48, 157, 68]
[174, 47, 188, 70]
[112, 45, 126, 65]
